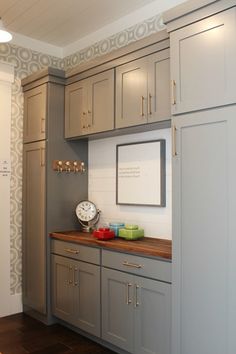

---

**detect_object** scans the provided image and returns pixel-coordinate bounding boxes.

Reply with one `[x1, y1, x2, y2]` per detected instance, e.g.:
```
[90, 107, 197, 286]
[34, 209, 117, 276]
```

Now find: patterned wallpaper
[0, 13, 164, 295]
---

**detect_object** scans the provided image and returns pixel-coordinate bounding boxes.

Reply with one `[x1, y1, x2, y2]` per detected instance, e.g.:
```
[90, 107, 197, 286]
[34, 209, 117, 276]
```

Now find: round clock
[75, 200, 100, 232]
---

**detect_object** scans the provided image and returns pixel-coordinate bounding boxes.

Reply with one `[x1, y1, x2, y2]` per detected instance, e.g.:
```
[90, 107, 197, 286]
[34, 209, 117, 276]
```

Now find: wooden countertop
[50, 231, 172, 260]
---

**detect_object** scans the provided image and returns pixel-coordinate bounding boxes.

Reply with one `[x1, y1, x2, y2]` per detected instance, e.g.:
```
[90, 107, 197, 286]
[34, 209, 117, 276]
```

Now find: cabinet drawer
[102, 250, 171, 283]
[51, 239, 100, 265]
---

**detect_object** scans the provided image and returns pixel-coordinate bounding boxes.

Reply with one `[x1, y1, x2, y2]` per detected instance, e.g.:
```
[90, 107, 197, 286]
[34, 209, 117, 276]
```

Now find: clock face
[76, 200, 97, 222]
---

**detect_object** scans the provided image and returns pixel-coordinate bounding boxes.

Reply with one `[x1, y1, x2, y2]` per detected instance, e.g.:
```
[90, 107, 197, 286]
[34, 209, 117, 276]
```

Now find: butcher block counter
[50, 230, 172, 260]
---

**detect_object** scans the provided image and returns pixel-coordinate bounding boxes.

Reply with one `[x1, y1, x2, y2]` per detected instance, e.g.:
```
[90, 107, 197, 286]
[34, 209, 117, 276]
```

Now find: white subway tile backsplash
[89, 129, 172, 239]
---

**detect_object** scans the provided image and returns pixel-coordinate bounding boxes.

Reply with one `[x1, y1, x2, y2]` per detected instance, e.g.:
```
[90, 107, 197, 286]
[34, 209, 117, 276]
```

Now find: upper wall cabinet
[170, 8, 236, 115]
[23, 84, 47, 143]
[65, 69, 114, 138]
[116, 49, 170, 128]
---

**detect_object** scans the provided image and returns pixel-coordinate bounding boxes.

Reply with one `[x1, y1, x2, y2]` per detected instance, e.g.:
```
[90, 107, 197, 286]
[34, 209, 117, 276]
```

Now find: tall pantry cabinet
[163, 2, 236, 354]
[22, 68, 88, 322]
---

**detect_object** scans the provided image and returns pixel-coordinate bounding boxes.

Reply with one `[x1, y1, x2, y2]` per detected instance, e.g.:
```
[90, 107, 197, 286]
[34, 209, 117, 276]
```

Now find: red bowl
[93, 228, 115, 240]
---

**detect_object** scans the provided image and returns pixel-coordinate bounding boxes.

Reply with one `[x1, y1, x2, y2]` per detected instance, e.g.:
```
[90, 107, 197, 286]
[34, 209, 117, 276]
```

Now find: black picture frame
[116, 139, 166, 206]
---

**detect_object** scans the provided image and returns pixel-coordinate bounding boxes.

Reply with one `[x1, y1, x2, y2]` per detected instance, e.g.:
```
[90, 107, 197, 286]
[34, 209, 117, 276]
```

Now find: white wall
[88, 129, 172, 239]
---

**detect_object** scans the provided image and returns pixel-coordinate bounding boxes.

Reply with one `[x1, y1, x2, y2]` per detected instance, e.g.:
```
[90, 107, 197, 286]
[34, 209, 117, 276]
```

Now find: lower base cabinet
[102, 267, 171, 354]
[51, 254, 100, 337]
[51, 240, 171, 354]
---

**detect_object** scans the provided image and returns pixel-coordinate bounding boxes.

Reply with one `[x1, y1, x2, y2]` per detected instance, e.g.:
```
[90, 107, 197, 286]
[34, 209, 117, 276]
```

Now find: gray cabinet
[23, 84, 47, 143]
[170, 7, 236, 115]
[102, 250, 171, 354]
[116, 49, 170, 128]
[102, 268, 134, 352]
[23, 141, 46, 314]
[22, 68, 88, 323]
[65, 69, 114, 138]
[51, 254, 74, 323]
[172, 106, 236, 354]
[51, 254, 101, 336]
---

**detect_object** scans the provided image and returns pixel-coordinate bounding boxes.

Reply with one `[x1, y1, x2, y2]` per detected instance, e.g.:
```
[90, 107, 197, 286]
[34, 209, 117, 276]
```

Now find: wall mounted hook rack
[52, 160, 86, 173]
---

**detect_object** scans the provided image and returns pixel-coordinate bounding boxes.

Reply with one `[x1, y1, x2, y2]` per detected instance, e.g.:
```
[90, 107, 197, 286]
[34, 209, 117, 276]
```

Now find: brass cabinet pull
[68, 266, 73, 285]
[40, 148, 45, 167]
[140, 96, 145, 117]
[171, 80, 176, 105]
[134, 284, 140, 307]
[148, 93, 152, 115]
[41, 117, 45, 133]
[126, 283, 132, 305]
[73, 267, 78, 286]
[172, 124, 177, 157]
[122, 261, 142, 269]
[64, 248, 79, 255]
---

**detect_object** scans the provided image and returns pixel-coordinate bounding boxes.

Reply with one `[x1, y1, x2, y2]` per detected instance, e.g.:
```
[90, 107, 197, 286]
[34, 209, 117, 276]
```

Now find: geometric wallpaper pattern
[0, 13, 164, 295]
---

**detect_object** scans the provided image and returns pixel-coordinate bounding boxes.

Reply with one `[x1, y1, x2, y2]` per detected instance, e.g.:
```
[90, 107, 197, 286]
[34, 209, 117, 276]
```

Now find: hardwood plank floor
[0, 313, 117, 354]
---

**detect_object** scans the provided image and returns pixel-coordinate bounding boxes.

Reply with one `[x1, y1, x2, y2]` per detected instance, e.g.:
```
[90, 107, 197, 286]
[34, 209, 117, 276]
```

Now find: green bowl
[118, 228, 144, 240]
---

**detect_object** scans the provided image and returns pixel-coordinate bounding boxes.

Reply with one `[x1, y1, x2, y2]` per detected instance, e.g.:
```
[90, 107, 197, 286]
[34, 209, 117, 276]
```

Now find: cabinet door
[23, 141, 46, 314]
[148, 49, 171, 123]
[170, 8, 236, 114]
[134, 277, 171, 354]
[23, 84, 47, 143]
[172, 106, 236, 354]
[73, 262, 101, 337]
[65, 79, 88, 138]
[116, 57, 148, 128]
[102, 268, 134, 353]
[87, 69, 114, 134]
[51, 254, 74, 323]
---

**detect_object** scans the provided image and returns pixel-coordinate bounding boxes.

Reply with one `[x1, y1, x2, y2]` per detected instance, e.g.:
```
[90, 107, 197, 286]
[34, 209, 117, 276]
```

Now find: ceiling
[0, 0, 159, 47]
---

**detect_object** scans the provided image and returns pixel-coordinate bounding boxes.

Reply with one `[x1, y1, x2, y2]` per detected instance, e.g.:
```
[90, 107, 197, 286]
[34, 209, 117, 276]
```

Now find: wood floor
[0, 313, 116, 354]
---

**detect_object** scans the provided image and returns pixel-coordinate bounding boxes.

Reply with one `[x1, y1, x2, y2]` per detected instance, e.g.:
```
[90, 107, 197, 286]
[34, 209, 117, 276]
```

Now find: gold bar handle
[126, 283, 132, 305]
[40, 148, 45, 167]
[140, 96, 145, 117]
[64, 248, 79, 255]
[41, 117, 46, 133]
[171, 80, 176, 105]
[74, 267, 78, 286]
[68, 266, 73, 285]
[172, 124, 177, 157]
[148, 93, 152, 115]
[123, 261, 142, 269]
[135, 284, 140, 307]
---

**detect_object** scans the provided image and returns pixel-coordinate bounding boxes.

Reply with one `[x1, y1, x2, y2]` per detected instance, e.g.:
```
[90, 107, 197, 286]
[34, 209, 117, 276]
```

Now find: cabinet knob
[83, 112, 86, 116]
[88, 110, 92, 114]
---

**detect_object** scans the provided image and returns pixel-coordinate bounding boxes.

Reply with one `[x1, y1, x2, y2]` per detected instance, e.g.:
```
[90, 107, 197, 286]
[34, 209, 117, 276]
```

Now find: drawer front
[102, 250, 171, 283]
[51, 239, 100, 265]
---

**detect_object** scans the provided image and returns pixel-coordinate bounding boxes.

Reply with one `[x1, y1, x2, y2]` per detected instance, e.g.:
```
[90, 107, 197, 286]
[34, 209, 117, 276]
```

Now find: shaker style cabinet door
[116, 51, 171, 129]
[116, 57, 148, 128]
[87, 69, 114, 134]
[148, 49, 171, 124]
[52, 254, 101, 336]
[73, 261, 101, 337]
[22, 141, 46, 314]
[172, 106, 236, 354]
[134, 276, 171, 354]
[65, 79, 88, 138]
[51, 254, 74, 324]
[65, 69, 114, 138]
[170, 7, 236, 115]
[102, 267, 134, 353]
[23, 84, 47, 143]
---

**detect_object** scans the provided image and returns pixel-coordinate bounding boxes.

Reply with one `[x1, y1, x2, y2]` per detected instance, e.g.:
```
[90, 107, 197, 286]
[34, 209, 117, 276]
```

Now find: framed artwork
[116, 140, 166, 206]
